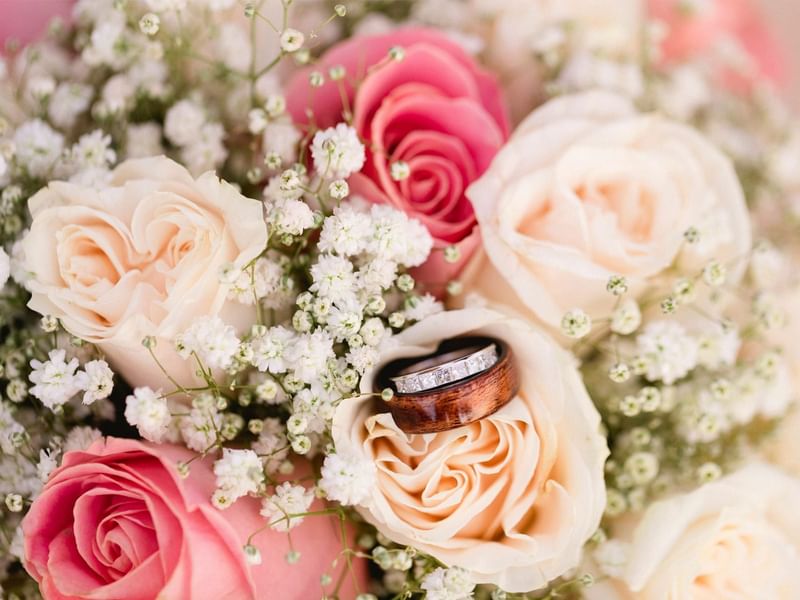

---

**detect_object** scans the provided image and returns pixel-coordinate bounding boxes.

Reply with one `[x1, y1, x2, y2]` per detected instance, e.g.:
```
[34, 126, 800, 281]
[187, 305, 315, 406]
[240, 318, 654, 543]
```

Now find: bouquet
[1, 0, 800, 598]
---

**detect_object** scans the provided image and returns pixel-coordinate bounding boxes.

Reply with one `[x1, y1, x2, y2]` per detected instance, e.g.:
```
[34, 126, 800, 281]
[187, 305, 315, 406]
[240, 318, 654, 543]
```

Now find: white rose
[588, 464, 800, 600]
[333, 307, 608, 592]
[462, 91, 751, 331]
[23, 156, 267, 389]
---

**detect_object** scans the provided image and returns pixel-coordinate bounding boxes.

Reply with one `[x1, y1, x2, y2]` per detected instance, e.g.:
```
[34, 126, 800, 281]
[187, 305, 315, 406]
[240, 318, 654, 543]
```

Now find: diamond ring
[376, 337, 520, 434]
[390, 343, 498, 394]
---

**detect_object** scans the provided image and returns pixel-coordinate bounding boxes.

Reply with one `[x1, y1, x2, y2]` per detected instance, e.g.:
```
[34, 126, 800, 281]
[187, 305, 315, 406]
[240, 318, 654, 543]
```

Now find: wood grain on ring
[377, 339, 520, 434]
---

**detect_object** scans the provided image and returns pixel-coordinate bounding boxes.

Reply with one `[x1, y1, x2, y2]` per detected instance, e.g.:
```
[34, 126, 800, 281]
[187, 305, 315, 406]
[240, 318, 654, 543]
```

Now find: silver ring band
[390, 343, 498, 394]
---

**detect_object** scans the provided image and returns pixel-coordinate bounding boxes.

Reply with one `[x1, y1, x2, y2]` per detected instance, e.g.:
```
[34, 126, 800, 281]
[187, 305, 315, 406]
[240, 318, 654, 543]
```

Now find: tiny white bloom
[326, 307, 362, 341]
[29, 349, 83, 409]
[0, 246, 9, 289]
[37, 449, 59, 482]
[310, 124, 366, 179]
[404, 294, 443, 322]
[280, 28, 305, 53]
[262, 120, 301, 165]
[697, 326, 740, 370]
[213, 448, 265, 506]
[252, 418, 289, 474]
[319, 451, 376, 506]
[48, 83, 93, 129]
[420, 567, 475, 600]
[561, 308, 592, 339]
[164, 99, 206, 147]
[251, 326, 296, 373]
[181, 122, 226, 174]
[0, 401, 24, 453]
[124, 387, 171, 442]
[310, 254, 358, 304]
[63, 426, 103, 452]
[345, 344, 379, 374]
[265, 197, 315, 236]
[319, 203, 372, 256]
[329, 179, 349, 199]
[260, 482, 314, 531]
[285, 330, 335, 384]
[79, 359, 114, 405]
[637, 321, 699, 384]
[13, 119, 64, 178]
[610, 298, 642, 335]
[68, 129, 116, 171]
[366, 204, 432, 267]
[179, 397, 223, 452]
[176, 316, 240, 370]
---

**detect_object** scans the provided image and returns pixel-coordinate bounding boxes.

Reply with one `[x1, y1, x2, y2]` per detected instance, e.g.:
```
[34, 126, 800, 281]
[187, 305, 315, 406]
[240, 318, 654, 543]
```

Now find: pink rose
[649, 0, 787, 89]
[286, 28, 509, 290]
[23, 437, 366, 599]
[0, 0, 73, 47]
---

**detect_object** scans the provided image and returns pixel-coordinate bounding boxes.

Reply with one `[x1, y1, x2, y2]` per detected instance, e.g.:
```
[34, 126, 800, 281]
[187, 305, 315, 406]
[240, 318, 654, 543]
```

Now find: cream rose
[588, 464, 800, 600]
[23, 156, 267, 389]
[462, 91, 751, 330]
[332, 307, 608, 592]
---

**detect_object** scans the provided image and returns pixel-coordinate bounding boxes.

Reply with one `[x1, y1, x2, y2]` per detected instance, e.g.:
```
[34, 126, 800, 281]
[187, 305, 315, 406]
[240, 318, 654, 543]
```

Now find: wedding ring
[377, 337, 520, 434]
[390, 342, 498, 394]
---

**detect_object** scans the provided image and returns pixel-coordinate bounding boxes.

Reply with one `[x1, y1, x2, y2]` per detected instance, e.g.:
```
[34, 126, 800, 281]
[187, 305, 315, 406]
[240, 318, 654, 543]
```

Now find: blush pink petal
[23, 437, 368, 600]
[648, 0, 788, 87]
[0, 0, 73, 47]
[286, 27, 509, 136]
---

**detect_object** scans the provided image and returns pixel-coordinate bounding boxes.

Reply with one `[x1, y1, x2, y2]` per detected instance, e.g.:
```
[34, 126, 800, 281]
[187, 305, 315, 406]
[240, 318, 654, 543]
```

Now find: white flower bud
[611, 299, 641, 335]
[139, 13, 160, 35]
[703, 260, 727, 286]
[243, 544, 262, 565]
[561, 308, 591, 338]
[390, 160, 410, 181]
[280, 29, 305, 53]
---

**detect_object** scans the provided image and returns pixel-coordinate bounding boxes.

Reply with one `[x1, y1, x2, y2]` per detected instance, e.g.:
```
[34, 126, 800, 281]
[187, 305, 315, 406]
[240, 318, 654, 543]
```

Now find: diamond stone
[419, 372, 437, 390]
[451, 361, 468, 380]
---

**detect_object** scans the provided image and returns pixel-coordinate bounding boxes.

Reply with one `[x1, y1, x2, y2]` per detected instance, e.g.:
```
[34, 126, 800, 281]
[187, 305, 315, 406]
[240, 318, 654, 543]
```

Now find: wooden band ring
[376, 337, 520, 434]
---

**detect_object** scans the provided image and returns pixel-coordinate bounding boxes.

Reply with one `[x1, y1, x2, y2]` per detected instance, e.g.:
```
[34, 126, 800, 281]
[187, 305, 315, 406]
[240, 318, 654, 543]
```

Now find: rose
[23, 156, 267, 389]
[23, 437, 366, 599]
[587, 464, 800, 600]
[0, 0, 73, 48]
[332, 307, 608, 592]
[461, 90, 751, 330]
[648, 0, 787, 89]
[286, 28, 509, 290]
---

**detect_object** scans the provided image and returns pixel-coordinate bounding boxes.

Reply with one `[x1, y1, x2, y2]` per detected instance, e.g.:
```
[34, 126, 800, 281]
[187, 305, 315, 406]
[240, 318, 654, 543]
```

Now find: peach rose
[23, 437, 366, 599]
[587, 464, 800, 600]
[23, 156, 267, 389]
[462, 91, 751, 329]
[332, 307, 608, 592]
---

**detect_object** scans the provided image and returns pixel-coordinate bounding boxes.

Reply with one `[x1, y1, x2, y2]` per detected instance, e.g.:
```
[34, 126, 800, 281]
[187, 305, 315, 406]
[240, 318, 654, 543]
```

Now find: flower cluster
[3, 1, 800, 599]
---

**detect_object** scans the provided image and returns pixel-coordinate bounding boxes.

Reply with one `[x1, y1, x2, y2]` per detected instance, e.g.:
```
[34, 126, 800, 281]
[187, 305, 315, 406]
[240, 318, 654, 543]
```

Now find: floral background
[2, 0, 800, 599]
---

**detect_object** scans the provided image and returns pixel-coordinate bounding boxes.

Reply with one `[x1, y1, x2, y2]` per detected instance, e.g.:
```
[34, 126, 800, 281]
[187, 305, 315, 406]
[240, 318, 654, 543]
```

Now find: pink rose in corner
[649, 0, 787, 88]
[286, 28, 510, 291]
[22, 437, 366, 600]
